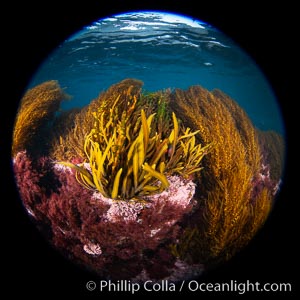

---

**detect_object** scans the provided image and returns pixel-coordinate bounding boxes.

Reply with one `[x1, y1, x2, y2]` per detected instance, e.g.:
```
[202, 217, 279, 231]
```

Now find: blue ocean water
[28, 11, 284, 134]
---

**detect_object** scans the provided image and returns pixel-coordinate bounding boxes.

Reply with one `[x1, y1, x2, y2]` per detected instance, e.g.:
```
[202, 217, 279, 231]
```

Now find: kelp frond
[58, 88, 210, 200]
[12, 80, 69, 156]
[168, 85, 282, 264]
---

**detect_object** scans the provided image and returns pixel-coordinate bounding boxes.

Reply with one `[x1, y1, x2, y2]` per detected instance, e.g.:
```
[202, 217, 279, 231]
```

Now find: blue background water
[28, 11, 284, 134]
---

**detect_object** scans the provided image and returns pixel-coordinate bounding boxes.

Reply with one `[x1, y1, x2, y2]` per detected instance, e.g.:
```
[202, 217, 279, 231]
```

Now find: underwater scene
[12, 12, 285, 281]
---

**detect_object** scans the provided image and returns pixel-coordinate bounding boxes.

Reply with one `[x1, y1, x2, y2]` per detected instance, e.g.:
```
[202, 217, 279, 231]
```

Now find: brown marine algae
[12, 80, 69, 157]
[51, 79, 144, 161]
[54, 79, 209, 200]
[168, 85, 284, 264]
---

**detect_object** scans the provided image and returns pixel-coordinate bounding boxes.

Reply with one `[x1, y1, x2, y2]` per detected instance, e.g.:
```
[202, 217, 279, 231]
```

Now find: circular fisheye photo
[12, 11, 285, 281]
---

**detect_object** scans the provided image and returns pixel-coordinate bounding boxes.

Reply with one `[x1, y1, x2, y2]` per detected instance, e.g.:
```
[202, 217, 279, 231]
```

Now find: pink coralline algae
[13, 151, 56, 221]
[91, 175, 196, 224]
[13, 152, 200, 280]
[251, 163, 281, 200]
[106, 201, 144, 223]
[145, 176, 196, 208]
[83, 242, 102, 256]
[13, 151, 42, 217]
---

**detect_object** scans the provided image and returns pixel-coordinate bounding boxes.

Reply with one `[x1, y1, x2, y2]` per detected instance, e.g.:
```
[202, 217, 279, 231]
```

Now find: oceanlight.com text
[187, 280, 292, 294]
[86, 279, 292, 294]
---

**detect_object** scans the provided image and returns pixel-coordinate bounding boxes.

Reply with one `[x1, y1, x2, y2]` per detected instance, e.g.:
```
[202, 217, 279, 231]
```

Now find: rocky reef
[12, 79, 285, 280]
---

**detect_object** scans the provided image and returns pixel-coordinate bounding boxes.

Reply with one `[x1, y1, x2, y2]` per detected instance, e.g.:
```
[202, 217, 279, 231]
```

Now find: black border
[3, 1, 297, 298]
